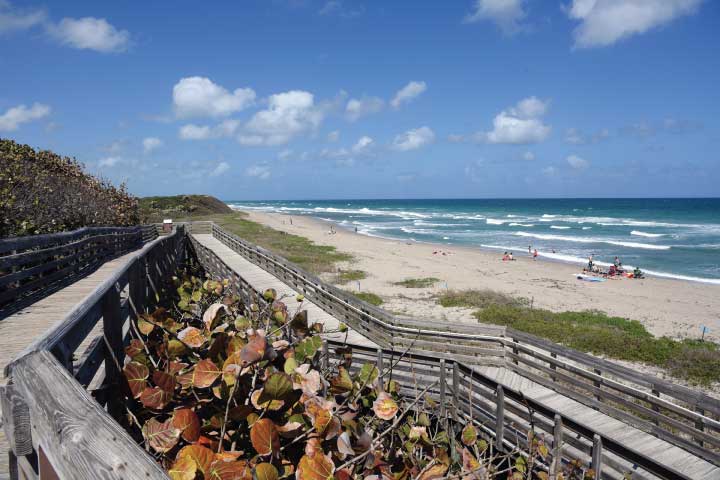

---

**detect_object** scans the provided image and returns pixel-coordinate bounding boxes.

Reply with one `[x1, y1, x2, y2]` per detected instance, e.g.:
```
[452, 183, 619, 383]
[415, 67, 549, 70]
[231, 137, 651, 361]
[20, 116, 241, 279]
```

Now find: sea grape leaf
[373, 392, 399, 421]
[203, 303, 227, 330]
[178, 326, 206, 348]
[138, 317, 155, 335]
[283, 356, 298, 375]
[260, 372, 293, 401]
[167, 339, 187, 358]
[140, 386, 173, 410]
[142, 418, 180, 453]
[417, 463, 448, 480]
[330, 366, 353, 394]
[153, 370, 177, 394]
[125, 339, 145, 359]
[123, 361, 149, 399]
[461, 425, 478, 446]
[177, 444, 215, 477]
[254, 463, 279, 480]
[191, 358, 222, 388]
[239, 335, 267, 366]
[296, 452, 334, 480]
[263, 288, 277, 301]
[172, 408, 201, 442]
[356, 363, 378, 386]
[250, 418, 280, 456]
[169, 456, 197, 480]
[207, 460, 252, 480]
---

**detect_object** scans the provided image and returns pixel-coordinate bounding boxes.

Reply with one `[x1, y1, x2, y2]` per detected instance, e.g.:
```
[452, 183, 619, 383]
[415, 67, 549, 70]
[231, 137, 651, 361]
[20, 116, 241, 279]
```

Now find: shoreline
[238, 209, 720, 343]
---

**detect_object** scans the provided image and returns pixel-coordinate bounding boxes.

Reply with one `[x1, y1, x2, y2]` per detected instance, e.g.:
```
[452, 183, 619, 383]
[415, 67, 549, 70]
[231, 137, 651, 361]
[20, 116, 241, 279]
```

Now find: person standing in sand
[533, 249, 538, 261]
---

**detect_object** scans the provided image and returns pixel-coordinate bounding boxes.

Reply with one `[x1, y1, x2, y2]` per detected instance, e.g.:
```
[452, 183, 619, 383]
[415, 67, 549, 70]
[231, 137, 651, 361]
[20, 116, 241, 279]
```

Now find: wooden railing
[0, 226, 184, 479]
[199, 221, 720, 471]
[0, 225, 158, 318]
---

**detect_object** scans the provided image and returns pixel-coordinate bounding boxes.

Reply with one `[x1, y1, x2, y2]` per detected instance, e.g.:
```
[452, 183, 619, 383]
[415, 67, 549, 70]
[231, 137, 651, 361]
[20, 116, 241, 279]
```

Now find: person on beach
[509, 252, 514, 261]
[533, 249, 538, 260]
[528, 245, 532, 255]
[588, 254, 594, 271]
[502, 252, 509, 261]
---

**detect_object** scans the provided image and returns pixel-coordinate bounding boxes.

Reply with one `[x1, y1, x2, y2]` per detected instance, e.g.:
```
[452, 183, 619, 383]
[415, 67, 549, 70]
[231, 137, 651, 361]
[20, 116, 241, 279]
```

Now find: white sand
[242, 210, 720, 343]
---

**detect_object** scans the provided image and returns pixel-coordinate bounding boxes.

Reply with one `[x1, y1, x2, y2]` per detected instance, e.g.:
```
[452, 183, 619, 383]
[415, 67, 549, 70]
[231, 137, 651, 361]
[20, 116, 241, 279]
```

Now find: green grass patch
[436, 289, 528, 309]
[471, 303, 720, 385]
[335, 269, 367, 284]
[346, 291, 384, 306]
[393, 277, 440, 288]
[189, 213, 352, 275]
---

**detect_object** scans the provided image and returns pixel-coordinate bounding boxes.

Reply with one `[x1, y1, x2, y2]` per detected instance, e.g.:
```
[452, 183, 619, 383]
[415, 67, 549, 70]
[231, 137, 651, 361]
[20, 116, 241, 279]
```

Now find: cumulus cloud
[0, 1, 46, 34]
[210, 161, 230, 177]
[142, 137, 163, 153]
[173, 77, 255, 119]
[464, 0, 526, 33]
[565, 127, 610, 144]
[48, 17, 130, 52]
[244, 90, 323, 145]
[0, 102, 50, 131]
[351, 135, 374, 154]
[98, 156, 121, 168]
[478, 97, 551, 144]
[277, 149, 293, 160]
[391, 126, 435, 151]
[567, 0, 703, 48]
[567, 154, 589, 169]
[179, 124, 212, 140]
[327, 130, 340, 142]
[318, 1, 364, 17]
[345, 96, 384, 121]
[246, 164, 271, 180]
[391, 81, 427, 109]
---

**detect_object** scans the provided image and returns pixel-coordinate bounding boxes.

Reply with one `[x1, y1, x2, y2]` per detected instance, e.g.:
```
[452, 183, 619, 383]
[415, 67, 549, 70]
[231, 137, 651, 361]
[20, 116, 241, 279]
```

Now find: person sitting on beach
[502, 252, 509, 261]
[633, 267, 644, 279]
[608, 264, 617, 276]
[509, 252, 514, 261]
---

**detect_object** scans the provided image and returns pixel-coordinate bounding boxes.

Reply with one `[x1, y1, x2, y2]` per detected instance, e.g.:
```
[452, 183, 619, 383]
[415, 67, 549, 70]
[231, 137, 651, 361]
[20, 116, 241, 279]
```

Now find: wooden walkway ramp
[0, 249, 141, 478]
[192, 232, 719, 480]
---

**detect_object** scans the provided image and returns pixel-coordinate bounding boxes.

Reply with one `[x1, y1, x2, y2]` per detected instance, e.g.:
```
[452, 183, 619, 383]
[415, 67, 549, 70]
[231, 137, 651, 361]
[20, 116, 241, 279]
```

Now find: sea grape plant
[121, 268, 596, 480]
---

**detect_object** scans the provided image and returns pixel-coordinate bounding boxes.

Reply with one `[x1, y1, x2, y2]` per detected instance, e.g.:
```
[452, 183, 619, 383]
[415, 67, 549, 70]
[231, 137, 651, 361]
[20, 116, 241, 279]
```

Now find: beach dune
[242, 210, 720, 342]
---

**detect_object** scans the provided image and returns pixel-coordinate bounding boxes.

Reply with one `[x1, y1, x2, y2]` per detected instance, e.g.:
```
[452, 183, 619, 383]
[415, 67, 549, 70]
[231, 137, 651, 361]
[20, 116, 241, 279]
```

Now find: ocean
[226, 199, 720, 285]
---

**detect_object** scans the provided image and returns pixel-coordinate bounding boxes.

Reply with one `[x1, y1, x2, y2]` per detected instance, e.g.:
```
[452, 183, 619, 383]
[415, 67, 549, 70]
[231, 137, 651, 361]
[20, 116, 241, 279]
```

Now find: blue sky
[1, 0, 718, 199]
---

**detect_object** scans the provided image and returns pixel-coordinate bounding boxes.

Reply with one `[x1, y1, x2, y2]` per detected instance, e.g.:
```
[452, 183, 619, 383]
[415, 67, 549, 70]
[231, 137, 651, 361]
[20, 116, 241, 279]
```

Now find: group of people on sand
[584, 254, 644, 279]
[502, 246, 539, 261]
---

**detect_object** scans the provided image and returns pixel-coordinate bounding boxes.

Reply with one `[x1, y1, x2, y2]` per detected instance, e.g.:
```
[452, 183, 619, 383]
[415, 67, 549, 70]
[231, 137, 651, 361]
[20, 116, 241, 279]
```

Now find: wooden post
[550, 352, 557, 382]
[0, 385, 33, 456]
[102, 283, 124, 419]
[591, 434, 603, 478]
[511, 338, 518, 365]
[452, 362, 460, 422]
[495, 385, 504, 451]
[376, 348, 384, 392]
[593, 368, 602, 408]
[128, 260, 143, 321]
[695, 407, 705, 447]
[439, 359, 446, 420]
[551, 414, 563, 477]
[651, 386, 660, 426]
[321, 341, 329, 371]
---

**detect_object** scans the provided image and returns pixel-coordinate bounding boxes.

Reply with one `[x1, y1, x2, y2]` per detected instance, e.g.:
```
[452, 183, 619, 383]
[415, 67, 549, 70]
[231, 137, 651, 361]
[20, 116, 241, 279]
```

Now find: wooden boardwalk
[193, 232, 719, 480]
[0, 249, 141, 479]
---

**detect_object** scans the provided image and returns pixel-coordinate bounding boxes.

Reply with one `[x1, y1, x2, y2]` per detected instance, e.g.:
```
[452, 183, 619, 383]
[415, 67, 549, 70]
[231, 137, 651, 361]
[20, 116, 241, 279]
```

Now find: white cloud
[142, 137, 163, 153]
[318, 1, 363, 17]
[391, 81, 427, 109]
[567, 0, 702, 48]
[351, 135, 374, 154]
[567, 154, 589, 169]
[327, 130, 340, 142]
[244, 90, 323, 145]
[179, 124, 212, 140]
[0, 102, 50, 131]
[465, 0, 526, 33]
[98, 156, 121, 168]
[246, 165, 271, 180]
[278, 149, 293, 160]
[542, 166, 557, 176]
[49, 17, 130, 53]
[523, 151, 535, 161]
[479, 97, 551, 144]
[345, 96, 384, 121]
[173, 77, 255, 118]
[391, 126, 435, 151]
[565, 127, 610, 144]
[0, 1, 46, 34]
[210, 161, 230, 177]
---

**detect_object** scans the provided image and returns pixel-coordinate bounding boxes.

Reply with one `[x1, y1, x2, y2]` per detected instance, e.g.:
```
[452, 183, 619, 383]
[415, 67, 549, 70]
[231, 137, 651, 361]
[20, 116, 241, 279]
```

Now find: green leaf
[260, 372, 293, 402]
[356, 363, 378, 386]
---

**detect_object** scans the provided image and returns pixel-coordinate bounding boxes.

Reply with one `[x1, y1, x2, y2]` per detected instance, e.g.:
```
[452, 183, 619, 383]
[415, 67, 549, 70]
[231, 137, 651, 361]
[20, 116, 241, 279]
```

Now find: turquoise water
[226, 199, 720, 284]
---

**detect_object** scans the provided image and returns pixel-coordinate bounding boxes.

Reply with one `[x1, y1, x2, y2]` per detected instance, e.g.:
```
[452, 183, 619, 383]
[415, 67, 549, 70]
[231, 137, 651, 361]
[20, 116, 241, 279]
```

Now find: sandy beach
[242, 210, 720, 343]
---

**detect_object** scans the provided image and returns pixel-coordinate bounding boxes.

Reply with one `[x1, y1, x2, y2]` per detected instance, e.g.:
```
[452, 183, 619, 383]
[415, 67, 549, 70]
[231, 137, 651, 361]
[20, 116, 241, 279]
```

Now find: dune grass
[437, 289, 719, 384]
[345, 291, 384, 306]
[393, 277, 440, 288]
[335, 269, 367, 284]
[194, 213, 353, 275]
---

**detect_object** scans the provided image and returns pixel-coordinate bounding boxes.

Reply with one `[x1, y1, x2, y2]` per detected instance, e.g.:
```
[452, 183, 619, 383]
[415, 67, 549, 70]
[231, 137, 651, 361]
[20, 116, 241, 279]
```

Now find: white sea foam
[509, 223, 534, 227]
[513, 232, 671, 250]
[486, 218, 506, 225]
[541, 214, 556, 218]
[550, 225, 571, 230]
[631, 230, 665, 238]
[582, 226, 592, 230]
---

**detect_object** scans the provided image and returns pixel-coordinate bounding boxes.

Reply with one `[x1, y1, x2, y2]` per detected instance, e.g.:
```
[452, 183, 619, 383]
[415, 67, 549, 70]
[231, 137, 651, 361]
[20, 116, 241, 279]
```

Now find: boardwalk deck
[193, 232, 720, 480]
[0, 249, 141, 478]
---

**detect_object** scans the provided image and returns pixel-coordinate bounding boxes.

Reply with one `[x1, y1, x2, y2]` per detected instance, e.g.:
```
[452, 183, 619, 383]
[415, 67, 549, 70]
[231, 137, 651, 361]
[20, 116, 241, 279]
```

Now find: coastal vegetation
[438, 289, 719, 384]
[393, 277, 440, 288]
[334, 269, 367, 284]
[122, 267, 562, 479]
[347, 290, 384, 306]
[139, 194, 233, 222]
[0, 139, 138, 237]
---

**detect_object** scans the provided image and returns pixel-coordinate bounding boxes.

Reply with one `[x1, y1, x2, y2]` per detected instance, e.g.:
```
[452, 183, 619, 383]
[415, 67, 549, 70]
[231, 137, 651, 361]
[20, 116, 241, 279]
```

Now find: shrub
[0, 138, 139, 237]
[393, 277, 439, 288]
[437, 289, 528, 309]
[334, 269, 367, 284]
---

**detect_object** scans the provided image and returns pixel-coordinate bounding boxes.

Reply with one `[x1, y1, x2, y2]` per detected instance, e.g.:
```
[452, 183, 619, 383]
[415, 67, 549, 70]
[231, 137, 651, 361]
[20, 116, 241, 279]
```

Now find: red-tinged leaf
[251, 389, 284, 411]
[208, 460, 252, 480]
[240, 335, 267, 366]
[192, 358, 222, 388]
[260, 372, 293, 401]
[178, 326, 207, 348]
[372, 392, 399, 421]
[172, 408, 201, 442]
[142, 418, 180, 453]
[296, 452, 334, 480]
[250, 418, 279, 456]
[177, 444, 215, 477]
[138, 317, 155, 335]
[203, 303, 227, 331]
[169, 456, 197, 480]
[417, 464, 448, 480]
[255, 463, 279, 480]
[330, 366, 353, 394]
[461, 425, 478, 446]
[277, 421, 303, 438]
[168, 361, 187, 375]
[123, 361, 148, 399]
[337, 431, 354, 457]
[153, 370, 177, 394]
[140, 386, 172, 410]
[125, 339, 145, 358]
[305, 402, 332, 434]
[226, 336, 246, 357]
